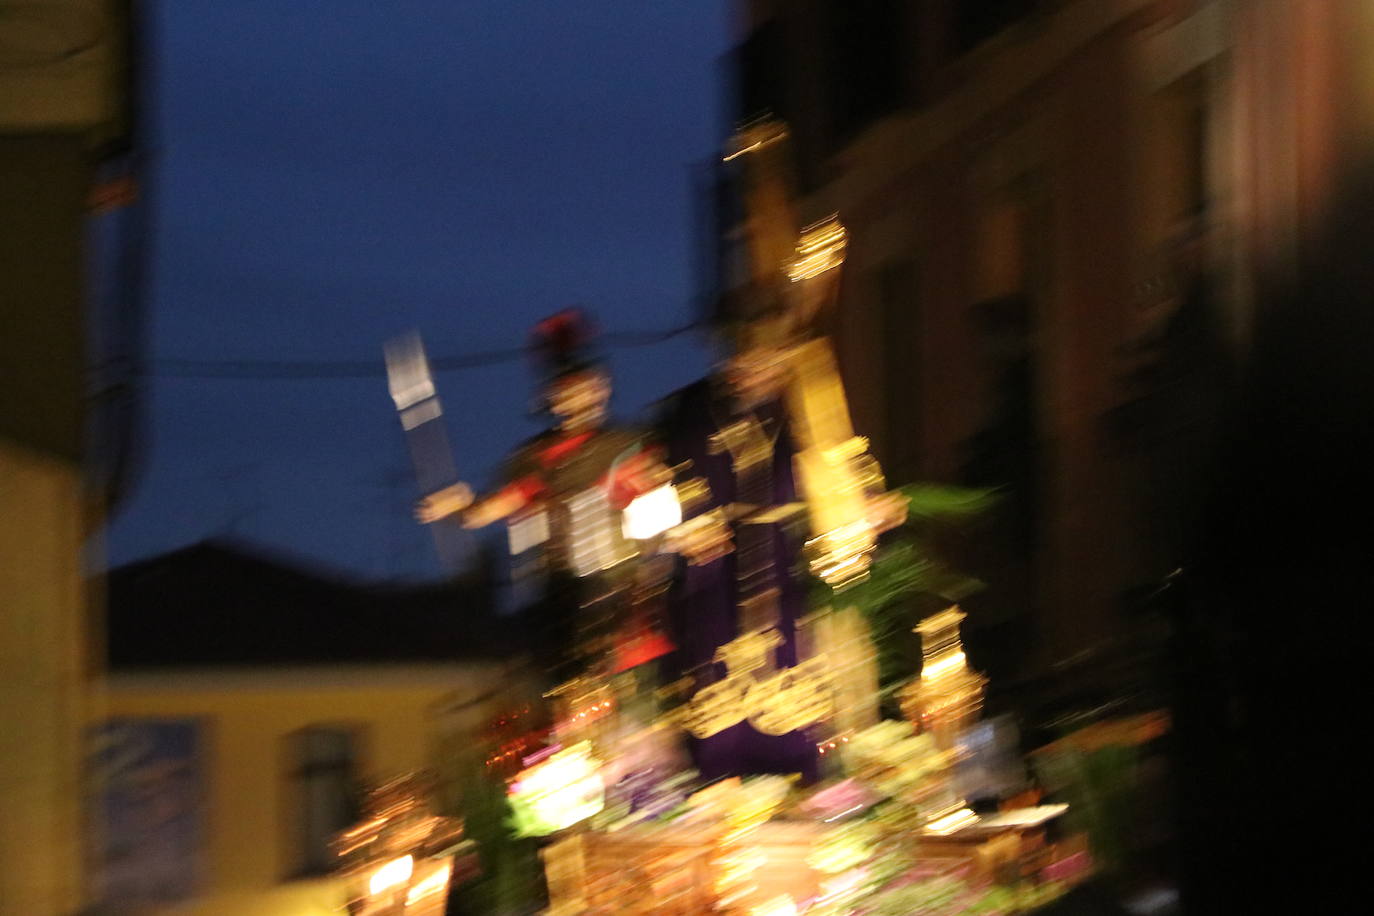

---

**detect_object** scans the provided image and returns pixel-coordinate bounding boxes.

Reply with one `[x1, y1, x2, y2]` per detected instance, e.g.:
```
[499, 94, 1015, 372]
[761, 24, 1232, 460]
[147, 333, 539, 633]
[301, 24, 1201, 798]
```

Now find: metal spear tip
[384, 331, 436, 411]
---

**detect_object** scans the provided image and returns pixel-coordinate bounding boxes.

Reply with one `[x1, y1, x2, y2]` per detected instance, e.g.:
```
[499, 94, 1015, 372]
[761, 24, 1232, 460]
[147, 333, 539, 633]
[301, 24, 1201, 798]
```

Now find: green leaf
[809, 480, 994, 695]
[898, 483, 999, 522]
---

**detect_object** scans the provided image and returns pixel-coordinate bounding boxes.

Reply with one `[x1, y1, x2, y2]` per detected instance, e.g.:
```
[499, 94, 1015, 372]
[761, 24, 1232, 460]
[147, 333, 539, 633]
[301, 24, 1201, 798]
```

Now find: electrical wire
[138, 318, 705, 380]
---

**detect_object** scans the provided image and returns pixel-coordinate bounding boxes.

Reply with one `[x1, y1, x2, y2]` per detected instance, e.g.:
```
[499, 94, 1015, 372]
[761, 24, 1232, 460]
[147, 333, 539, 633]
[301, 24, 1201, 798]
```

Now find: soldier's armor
[502, 427, 644, 578]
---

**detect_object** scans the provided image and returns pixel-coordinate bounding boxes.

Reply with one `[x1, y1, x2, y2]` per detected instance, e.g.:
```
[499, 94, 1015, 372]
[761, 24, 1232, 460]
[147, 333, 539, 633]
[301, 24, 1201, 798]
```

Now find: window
[735, 18, 786, 125]
[93, 718, 206, 906]
[1139, 70, 1211, 248]
[1169, 71, 1211, 226]
[965, 173, 1050, 551]
[824, 0, 908, 144]
[286, 725, 362, 876]
[879, 259, 921, 481]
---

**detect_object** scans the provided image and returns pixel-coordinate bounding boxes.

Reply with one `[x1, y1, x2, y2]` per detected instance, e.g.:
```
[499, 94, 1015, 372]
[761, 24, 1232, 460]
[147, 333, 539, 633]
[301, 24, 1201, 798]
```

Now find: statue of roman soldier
[419, 309, 674, 689]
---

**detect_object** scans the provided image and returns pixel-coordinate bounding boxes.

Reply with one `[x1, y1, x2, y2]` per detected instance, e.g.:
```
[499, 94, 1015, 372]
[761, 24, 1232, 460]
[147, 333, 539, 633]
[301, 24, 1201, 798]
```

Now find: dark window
[824, 0, 908, 144]
[952, 0, 1040, 56]
[286, 726, 361, 876]
[879, 260, 921, 480]
[961, 175, 1050, 671]
[93, 718, 206, 905]
[735, 18, 786, 125]
[1181, 78, 1210, 220]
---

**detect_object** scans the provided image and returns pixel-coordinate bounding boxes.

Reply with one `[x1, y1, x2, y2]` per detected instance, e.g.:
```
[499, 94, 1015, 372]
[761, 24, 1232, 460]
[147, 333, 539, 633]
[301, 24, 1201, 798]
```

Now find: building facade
[95, 542, 526, 915]
[1, 2, 132, 912]
[98, 666, 512, 916]
[725, 0, 1374, 691]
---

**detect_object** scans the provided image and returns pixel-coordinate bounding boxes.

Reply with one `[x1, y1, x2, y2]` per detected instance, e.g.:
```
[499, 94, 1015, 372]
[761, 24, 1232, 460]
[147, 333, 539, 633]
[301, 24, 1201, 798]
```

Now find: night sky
[107, 1, 731, 580]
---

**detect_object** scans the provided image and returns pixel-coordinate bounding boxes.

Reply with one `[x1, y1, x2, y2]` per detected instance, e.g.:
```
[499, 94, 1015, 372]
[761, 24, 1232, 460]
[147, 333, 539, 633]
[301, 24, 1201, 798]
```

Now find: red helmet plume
[528, 308, 600, 380]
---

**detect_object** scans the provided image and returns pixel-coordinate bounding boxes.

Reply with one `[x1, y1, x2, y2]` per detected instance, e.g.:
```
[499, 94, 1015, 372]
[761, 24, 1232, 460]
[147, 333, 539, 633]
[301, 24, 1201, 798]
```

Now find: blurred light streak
[368, 854, 413, 896]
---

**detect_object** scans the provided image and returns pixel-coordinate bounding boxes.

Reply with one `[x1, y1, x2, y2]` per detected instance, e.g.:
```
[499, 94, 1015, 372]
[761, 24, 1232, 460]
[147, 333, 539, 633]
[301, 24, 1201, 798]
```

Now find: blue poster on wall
[91, 718, 205, 905]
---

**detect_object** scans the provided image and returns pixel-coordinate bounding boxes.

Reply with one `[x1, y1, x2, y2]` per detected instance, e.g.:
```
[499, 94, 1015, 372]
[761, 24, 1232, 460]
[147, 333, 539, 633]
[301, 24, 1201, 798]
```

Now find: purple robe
[657, 378, 819, 783]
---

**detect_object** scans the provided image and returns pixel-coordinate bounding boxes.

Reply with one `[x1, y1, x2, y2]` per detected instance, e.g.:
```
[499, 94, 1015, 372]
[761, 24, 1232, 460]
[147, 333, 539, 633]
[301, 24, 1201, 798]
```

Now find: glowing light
[822, 803, 864, 823]
[921, 650, 969, 680]
[971, 804, 1069, 829]
[787, 216, 848, 281]
[806, 519, 878, 587]
[405, 860, 452, 905]
[722, 139, 764, 162]
[785, 330, 888, 590]
[546, 678, 616, 743]
[816, 867, 871, 907]
[809, 823, 876, 873]
[707, 778, 795, 911]
[923, 808, 980, 836]
[715, 847, 766, 901]
[368, 855, 414, 896]
[621, 484, 682, 540]
[901, 607, 987, 753]
[751, 895, 799, 916]
[508, 742, 604, 837]
[723, 122, 789, 162]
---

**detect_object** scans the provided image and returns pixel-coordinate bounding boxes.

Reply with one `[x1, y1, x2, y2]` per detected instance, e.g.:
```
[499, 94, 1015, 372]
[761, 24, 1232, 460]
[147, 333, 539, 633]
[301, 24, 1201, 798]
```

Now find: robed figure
[659, 121, 902, 783]
[658, 314, 819, 780]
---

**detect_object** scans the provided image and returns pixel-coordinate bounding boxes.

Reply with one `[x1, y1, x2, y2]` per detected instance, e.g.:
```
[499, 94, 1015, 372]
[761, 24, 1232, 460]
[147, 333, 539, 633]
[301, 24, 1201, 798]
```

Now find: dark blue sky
[108, 1, 730, 579]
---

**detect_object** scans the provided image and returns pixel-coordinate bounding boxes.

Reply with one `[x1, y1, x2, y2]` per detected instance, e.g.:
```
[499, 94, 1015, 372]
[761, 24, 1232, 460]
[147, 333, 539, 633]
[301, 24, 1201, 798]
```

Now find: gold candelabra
[900, 607, 987, 752]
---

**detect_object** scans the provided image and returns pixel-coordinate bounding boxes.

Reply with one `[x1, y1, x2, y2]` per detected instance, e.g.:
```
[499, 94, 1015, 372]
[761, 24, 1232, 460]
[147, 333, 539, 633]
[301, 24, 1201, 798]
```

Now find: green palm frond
[811, 482, 993, 701]
[898, 484, 1000, 523]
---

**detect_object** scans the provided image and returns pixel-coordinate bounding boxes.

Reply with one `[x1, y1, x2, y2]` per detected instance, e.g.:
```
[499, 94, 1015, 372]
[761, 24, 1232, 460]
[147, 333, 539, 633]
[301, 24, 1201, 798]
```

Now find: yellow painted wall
[0, 441, 89, 915]
[102, 664, 513, 916]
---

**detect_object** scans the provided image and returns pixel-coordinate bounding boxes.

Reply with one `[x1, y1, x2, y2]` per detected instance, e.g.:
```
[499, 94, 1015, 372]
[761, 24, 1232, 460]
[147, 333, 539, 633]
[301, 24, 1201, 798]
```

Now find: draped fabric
[657, 379, 818, 782]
